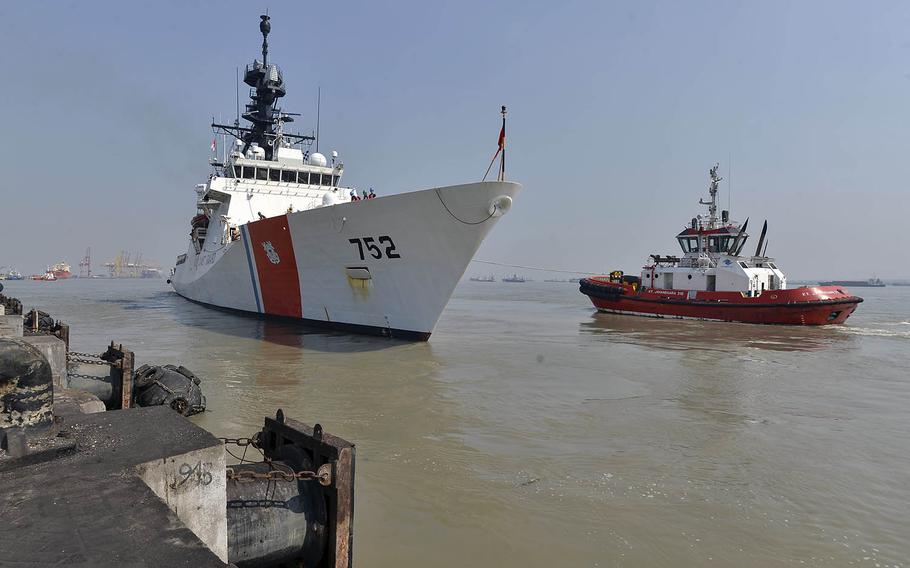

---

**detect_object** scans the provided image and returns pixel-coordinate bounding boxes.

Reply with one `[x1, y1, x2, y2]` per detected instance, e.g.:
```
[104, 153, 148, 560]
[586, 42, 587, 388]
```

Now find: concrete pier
[1, 294, 355, 567]
[0, 406, 231, 566]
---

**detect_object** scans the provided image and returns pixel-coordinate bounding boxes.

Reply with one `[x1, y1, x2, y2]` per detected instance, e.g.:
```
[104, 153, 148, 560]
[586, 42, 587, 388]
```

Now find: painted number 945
[349, 236, 401, 260]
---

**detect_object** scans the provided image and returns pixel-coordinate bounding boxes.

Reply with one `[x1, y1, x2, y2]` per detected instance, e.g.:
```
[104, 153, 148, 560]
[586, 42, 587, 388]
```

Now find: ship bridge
[675, 226, 747, 255]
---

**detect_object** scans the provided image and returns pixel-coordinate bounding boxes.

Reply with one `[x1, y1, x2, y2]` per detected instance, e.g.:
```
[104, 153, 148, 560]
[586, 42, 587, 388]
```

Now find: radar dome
[309, 152, 328, 167]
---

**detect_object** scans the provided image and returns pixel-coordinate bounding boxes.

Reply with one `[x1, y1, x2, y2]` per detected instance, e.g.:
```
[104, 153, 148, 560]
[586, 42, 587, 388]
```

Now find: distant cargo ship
[818, 278, 885, 288]
[469, 275, 495, 282]
[30, 269, 57, 281]
[51, 261, 72, 279]
[502, 274, 526, 283]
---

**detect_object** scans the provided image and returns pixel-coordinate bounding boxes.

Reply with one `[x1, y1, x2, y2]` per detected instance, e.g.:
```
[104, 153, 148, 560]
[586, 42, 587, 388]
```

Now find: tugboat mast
[699, 163, 723, 229]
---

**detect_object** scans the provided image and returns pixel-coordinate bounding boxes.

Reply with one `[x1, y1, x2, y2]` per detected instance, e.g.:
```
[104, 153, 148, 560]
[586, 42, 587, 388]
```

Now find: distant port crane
[79, 247, 92, 278]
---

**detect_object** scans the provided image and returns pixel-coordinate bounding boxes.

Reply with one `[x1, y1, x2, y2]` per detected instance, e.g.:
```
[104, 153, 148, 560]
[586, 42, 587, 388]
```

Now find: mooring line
[471, 259, 597, 274]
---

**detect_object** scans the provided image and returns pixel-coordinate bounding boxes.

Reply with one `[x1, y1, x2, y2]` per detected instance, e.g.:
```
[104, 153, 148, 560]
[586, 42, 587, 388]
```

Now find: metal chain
[225, 463, 332, 486]
[218, 437, 259, 447]
[69, 372, 107, 381]
[68, 357, 112, 366]
[220, 435, 333, 486]
[67, 351, 113, 366]
[68, 351, 102, 359]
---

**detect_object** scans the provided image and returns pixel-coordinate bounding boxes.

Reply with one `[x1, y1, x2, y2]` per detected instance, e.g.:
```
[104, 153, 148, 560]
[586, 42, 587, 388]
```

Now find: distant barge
[818, 278, 885, 288]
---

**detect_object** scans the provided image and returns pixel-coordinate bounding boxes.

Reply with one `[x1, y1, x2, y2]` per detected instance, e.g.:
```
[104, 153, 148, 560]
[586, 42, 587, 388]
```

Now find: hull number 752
[349, 236, 401, 260]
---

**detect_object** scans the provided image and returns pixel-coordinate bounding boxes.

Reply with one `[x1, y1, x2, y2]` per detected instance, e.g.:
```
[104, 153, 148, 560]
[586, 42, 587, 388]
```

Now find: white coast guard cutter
[170, 15, 519, 340]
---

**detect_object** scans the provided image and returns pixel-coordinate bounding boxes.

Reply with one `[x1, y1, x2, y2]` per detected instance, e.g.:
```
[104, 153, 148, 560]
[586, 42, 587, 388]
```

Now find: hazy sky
[2, 1, 908, 279]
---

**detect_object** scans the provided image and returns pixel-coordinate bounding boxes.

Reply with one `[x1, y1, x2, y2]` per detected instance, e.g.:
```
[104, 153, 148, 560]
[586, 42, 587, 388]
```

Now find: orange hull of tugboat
[580, 277, 863, 325]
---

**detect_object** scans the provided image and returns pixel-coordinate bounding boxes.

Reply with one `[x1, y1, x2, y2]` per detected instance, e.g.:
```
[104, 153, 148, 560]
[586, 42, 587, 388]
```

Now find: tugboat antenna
[699, 163, 723, 228]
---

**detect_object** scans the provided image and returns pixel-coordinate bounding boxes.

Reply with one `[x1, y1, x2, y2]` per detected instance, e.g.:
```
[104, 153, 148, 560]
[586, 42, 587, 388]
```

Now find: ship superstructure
[639, 164, 785, 296]
[579, 165, 862, 325]
[170, 15, 519, 339]
[51, 261, 71, 280]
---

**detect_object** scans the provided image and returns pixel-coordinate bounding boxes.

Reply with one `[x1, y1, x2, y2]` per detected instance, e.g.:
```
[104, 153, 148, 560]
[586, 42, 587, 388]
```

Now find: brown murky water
[6, 278, 909, 567]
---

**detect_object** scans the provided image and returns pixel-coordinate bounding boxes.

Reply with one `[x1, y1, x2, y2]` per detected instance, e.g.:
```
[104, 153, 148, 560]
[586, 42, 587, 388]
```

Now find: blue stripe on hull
[240, 225, 263, 313]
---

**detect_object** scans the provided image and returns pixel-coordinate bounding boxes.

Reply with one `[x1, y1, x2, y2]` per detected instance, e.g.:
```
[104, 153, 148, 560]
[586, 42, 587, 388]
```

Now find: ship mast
[211, 15, 313, 160]
[699, 163, 723, 229]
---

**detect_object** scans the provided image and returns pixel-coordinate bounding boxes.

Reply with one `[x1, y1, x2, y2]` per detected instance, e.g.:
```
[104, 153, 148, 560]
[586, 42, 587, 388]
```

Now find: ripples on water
[5, 279, 909, 567]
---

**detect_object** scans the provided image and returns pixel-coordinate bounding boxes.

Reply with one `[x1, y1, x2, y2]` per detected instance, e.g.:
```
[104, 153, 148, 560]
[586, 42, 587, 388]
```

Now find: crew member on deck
[368, 188, 376, 199]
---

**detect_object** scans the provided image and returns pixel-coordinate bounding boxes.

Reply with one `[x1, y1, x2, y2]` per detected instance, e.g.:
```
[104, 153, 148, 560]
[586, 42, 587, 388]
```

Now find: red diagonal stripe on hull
[246, 215, 302, 318]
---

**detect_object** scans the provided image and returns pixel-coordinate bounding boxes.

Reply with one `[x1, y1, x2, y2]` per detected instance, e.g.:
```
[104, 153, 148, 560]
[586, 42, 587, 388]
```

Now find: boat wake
[834, 325, 910, 340]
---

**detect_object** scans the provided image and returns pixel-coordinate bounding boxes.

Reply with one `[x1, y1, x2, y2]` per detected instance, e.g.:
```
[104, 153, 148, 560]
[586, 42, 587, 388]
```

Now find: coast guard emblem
[261, 241, 280, 264]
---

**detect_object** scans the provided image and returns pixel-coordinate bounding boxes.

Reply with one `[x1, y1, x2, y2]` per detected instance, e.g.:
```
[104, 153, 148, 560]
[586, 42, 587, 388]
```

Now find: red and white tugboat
[580, 165, 863, 325]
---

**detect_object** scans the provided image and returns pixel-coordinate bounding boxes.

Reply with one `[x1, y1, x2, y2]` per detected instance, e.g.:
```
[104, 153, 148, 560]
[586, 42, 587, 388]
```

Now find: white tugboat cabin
[639, 164, 786, 297]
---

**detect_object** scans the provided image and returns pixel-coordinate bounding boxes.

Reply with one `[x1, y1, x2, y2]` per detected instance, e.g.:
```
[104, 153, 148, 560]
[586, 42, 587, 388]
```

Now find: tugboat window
[678, 237, 698, 253]
[255, 167, 268, 181]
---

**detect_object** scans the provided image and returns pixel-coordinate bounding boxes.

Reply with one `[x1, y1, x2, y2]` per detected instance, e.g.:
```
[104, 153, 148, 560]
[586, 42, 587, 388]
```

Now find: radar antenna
[699, 163, 723, 228]
[260, 14, 270, 66]
[211, 15, 314, 160]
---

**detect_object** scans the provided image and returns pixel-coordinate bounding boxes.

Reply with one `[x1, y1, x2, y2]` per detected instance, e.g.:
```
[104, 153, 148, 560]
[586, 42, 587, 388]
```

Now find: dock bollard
[0, 338, 55, 454]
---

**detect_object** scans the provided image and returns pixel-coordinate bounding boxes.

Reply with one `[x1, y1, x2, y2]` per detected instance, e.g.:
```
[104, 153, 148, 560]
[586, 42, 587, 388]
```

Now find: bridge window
[325, 174, 334, 187]
[297, 172, 309, 184]
[243, 166, 255, 179]
[678, 237, 698, 253]
[255, 167, 267, 181]
[281, 170, 295, 183]
[269, 168, 281, 182]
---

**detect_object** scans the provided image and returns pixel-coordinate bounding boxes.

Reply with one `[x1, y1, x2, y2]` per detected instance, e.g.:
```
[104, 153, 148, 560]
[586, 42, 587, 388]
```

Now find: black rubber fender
[133, 363, 167, 389]
[133, 364, 206, 416]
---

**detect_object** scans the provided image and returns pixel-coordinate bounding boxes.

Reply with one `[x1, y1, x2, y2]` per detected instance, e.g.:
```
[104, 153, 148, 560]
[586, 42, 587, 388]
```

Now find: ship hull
[171, 182, 520, 340]
[580, 278, 863, 325]
[818, 281, 885, 288]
